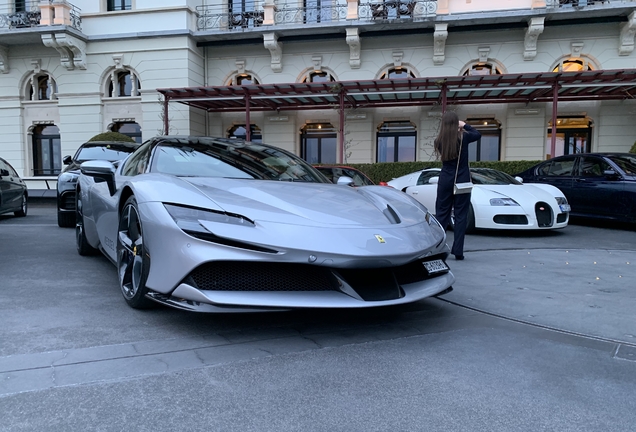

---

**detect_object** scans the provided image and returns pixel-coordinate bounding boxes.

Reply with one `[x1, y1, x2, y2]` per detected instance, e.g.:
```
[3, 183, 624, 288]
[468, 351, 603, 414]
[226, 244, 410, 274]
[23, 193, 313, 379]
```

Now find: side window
[417, 172, 438, 185]
[0, 159, 8, 173]
[547, 158, 575, 176]
[537, 161, 552, 176]
[121, 143, 152, 176]
[578, 157, 609, 177]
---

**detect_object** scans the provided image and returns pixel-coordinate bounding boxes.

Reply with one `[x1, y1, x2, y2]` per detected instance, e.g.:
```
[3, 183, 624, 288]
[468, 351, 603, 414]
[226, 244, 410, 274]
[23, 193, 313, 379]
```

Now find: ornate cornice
[41, 33, 87, 71]
[524, 17, 544, 61]
[346, 28, 361, 69]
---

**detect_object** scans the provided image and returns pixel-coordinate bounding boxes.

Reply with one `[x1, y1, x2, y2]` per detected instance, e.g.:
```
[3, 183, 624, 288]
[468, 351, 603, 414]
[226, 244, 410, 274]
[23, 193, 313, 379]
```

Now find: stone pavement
[442, 233, 636, 348]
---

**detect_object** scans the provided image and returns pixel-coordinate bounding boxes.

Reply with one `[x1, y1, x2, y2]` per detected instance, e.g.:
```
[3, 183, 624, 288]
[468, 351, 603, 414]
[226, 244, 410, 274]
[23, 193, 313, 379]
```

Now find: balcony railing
[0, 0, 81, 31]
[546, 0, 615, 8]
[196, 1, 437, 31]
[0, 1, 41, 29]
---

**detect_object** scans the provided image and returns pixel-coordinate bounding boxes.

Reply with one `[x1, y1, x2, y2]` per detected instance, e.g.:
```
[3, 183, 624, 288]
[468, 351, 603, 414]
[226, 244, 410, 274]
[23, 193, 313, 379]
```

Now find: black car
[57, 141, 140, 227]
[0, 157, 27, 218]
[516, 153, 636, 223]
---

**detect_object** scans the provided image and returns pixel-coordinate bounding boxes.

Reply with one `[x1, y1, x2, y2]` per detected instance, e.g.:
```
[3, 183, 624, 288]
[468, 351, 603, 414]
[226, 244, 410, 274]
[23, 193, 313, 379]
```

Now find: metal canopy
[157, 68, 636, 161]
[157, 69, 636, 113]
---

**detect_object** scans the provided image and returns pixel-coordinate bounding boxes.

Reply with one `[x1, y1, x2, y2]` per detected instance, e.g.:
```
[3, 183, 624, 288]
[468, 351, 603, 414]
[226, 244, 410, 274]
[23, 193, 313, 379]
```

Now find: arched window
[463, 63, 502, 76]
[376, 121, 416, 162]
[106, 69, 141, 97]
[301, 123, 337, 164]
[112, 121, 142, 143]
[32, 124, 61, 176]
[380, 67, 415, 79]
[302, 71, 336, 83]
[229, 74, 260, 86]
[26, 73, 57, 101]
[553, 58, 594, 73]
[228, 124, 262, 142]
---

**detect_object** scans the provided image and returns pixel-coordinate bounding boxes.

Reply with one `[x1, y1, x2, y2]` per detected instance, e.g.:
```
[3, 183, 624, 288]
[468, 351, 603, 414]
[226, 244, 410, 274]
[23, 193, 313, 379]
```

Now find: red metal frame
[157, 69, 636, 160]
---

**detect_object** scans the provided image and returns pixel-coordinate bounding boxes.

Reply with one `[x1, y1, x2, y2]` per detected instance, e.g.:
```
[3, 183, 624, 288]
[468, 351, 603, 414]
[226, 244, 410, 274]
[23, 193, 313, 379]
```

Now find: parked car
[388, 167, 570, 232]
[76, 136, 454, 312]
[314, 165, 377, 186]
[516, 153, 636, 223]
[57, 141, 140, 227]
[0, 157, 27, 218]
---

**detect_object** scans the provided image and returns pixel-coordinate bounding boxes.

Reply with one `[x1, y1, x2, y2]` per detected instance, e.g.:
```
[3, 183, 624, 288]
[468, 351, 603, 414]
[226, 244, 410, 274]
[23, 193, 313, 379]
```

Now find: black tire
[14, 194, 27, 217]
[117, 196, 153, 309]
[76, 193, 99, 256]
[58, 211, 75, 227]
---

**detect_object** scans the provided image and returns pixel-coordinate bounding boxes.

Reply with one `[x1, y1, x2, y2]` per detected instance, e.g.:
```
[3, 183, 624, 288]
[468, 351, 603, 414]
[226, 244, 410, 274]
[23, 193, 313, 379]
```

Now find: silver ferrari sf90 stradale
[76, 136, 454, 312]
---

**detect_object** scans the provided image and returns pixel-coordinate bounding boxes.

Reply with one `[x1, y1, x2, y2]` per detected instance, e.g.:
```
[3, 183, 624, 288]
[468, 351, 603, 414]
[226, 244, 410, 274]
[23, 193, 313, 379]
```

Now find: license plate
[422, 259, 449, 275]
[560, 204, 571, 212]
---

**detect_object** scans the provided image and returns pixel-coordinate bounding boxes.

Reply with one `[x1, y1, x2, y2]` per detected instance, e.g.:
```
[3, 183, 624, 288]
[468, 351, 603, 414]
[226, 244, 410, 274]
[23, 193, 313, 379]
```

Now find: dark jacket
[439, 124, 481, 183]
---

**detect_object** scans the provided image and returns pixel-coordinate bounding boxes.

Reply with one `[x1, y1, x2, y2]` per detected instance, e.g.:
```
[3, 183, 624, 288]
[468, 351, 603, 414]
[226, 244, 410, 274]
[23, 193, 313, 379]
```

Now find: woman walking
[434, 112, 481, 260]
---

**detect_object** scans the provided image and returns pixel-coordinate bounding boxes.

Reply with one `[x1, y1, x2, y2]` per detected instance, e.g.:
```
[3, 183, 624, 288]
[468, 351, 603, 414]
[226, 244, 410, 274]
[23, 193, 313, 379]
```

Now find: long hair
[434, 111, 462, 162]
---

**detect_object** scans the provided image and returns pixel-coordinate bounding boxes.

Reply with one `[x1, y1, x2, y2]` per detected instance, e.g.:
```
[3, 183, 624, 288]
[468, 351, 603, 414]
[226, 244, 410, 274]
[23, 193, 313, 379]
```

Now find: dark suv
[57, 141, 140, 227]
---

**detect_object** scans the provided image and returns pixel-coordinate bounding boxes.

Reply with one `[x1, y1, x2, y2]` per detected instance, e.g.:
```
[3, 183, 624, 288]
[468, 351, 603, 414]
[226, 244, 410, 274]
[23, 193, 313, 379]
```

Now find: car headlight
[555, 197, 568, 205]
[164, 203, 254, 233]
[59, 172, 79, 183]
[490, 198, 519, 206]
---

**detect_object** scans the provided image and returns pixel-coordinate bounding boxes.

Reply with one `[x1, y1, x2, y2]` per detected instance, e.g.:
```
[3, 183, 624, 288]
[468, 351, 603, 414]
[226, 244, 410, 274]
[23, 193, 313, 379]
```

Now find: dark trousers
[435, 178, 472, 257]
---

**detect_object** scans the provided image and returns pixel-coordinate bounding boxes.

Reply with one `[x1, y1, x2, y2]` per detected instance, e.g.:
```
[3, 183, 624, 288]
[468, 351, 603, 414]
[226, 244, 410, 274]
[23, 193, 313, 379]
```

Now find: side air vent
[382, 205, 401, 224]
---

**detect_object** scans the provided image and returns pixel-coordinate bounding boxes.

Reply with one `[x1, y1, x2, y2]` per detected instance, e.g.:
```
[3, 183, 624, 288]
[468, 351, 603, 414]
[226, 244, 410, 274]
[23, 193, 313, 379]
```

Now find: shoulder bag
[453, 133, 473, 195]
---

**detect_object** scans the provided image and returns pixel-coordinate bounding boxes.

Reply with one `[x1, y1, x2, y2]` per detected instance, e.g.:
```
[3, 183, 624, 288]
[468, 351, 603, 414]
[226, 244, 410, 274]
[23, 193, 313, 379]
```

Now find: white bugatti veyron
[388, 168, 570, 232]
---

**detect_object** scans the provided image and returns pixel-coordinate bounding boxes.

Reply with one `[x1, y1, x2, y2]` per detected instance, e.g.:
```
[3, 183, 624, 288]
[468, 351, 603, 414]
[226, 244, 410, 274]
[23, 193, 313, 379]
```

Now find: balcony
[196, 0, 438, 31]
[0, 0, 81, 31]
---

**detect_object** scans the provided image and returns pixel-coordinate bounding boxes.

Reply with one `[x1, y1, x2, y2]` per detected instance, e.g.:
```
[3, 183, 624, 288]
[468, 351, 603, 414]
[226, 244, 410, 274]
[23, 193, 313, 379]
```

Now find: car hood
[175, 177, 428, 228]
[475, 184, 558, 202]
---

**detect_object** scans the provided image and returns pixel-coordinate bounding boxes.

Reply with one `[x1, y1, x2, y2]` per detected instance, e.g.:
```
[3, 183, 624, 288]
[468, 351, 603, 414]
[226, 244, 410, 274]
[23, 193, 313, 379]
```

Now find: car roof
[80, 141, 140, 148]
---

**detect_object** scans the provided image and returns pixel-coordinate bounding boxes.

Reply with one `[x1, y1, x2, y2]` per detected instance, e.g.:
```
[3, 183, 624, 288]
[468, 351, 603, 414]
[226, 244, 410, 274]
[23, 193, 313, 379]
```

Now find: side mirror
[337, 176, 355, 186]
[429, 176, 439, 184]
[0, 168, 9, 177]
[63, 155, 72, 165]
[603, 169, 619, 179]
[515, 176, 524, 183]
[80, 160, 117, 196]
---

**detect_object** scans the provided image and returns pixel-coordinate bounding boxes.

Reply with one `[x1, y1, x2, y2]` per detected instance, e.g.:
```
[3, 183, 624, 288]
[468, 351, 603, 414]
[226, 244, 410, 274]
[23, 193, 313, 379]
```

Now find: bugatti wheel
[76, 193, 98, 256]
[117, 196, 153, 309]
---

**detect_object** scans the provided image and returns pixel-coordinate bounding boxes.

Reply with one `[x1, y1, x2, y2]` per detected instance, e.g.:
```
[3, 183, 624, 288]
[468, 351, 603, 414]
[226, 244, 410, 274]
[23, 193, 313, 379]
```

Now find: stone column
[39, 0, 55, 26]
[53, 0, 72, 26]
[263, 0, 275, 25]
[346, 0, 359, 20]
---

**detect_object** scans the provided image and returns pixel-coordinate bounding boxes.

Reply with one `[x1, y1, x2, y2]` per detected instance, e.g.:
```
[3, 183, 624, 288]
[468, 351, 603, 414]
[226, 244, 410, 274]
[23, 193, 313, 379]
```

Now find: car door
[0, 159, 22, 211]
[532, 156, 576, 208]
[569, 155, 624, 218]
[405, 171, 440, 212]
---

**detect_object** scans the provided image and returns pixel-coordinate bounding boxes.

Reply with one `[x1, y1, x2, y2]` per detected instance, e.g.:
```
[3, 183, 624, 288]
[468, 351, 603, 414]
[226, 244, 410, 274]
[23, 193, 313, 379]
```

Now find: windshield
[608, 155, 636, 176]
[153, 140, 329, 183]
[470, 168, 521, 185]
[76, 144, 137, 162]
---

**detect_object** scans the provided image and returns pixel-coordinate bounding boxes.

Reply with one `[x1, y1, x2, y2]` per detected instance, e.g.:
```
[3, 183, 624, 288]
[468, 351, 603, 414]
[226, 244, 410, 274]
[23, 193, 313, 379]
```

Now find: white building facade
[0, 0, 635, 187]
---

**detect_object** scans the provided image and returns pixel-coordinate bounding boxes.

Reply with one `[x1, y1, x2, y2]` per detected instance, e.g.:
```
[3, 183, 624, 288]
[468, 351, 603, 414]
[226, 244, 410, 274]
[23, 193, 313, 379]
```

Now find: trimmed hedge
[345, 160, 543, 184]
[630, 141, 636, 154]
[87, 131, 136, 143]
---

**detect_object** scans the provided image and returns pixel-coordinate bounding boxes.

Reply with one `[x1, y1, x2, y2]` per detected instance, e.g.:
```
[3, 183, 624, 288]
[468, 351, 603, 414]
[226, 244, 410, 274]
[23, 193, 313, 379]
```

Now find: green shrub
[87, 131, 135, 143]
[630, 140, 636, 154]
[347, 160, 543, 184]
